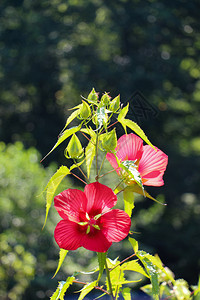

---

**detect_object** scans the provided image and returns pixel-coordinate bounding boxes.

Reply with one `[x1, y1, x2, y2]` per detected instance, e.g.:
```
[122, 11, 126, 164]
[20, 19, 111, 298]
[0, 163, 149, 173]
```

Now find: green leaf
[121, 260, 149, 278]
[50, 277, 75, 300]
[118, 103, 129, 122]
[123, 186, 135, 217]
[97, 252, 106, 282]
[85, 140, 96, 178]
[122, 118, 155, 149]
[96, 106, 108, 130]
[126, 184, 167, 205]
[87, 88, 98, 104]
[128, 237, 138, 254]
[78, 280, 97, 300]
[52, 249, 68, 278]
[107, 258, 125, 298]
[65, 134, 83, 159]
[101, 129, 117, 152]
[41, 125, 81, 162]
[63, 105, 82, 129]
[137, 251, 159, 300]
[121, 287, 131, 300]
[43, 166, 71, 229]
[173, 279, 191, 300]
[100, 92, 110, 106]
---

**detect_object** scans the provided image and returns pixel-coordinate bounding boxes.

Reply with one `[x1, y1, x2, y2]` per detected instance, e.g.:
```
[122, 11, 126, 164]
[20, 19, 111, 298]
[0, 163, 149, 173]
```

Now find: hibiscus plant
[41, 89, 200, 300]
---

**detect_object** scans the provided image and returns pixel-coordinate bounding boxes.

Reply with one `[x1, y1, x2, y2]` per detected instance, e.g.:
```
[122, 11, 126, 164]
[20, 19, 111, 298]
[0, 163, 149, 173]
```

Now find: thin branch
[73, 280, 110, 295]
[110, 253, 137, 272]
[70, 171, 88, 185]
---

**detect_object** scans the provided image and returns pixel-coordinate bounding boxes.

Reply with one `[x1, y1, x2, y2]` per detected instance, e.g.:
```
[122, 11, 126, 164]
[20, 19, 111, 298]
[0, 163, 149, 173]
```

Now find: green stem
[95, 131, 99, 180]
[105, 260, 115, 300]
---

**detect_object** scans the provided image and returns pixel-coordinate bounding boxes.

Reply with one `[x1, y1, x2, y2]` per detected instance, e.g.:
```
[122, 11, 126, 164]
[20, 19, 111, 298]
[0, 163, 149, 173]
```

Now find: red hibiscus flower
[54, 182, 131, 253]
[106, 133, 168, 186]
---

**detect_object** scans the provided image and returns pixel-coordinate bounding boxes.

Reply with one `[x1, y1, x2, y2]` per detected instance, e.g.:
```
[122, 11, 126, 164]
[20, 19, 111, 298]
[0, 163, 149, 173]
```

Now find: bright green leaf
[123, 186, 135, 217]
[121, 260, 149, 278]
[137, 251, 159, 300]
[50, 277, 75, 300]
[118, 103, 129, 122]
[109, 95, 120, 113]
[63, 105, 82, 129]
[128, 237, 138, 254]
[52, 249, 68, 278]
[122, 119, 155, 149]
[78, 280, 97, 300]
[43, 166, 71, 228]
[96, 106, 108, 130]
[85, 140, 96, 178]
[121, 287, 131, 300]
[79, 100, 91, 119]
[87, 88, 98, 104]
[173, 279, 191, 300]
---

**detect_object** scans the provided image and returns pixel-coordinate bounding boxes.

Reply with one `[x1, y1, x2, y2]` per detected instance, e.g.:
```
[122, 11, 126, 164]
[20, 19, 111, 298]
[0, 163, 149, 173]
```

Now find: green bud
[100, 93, 110, 106]
[79, 100, 91, 119]
[101, 129, 117, 152]
[87, 88, 98, 104]
[65, 134, 83, 159]
[109, 95, 120, 112]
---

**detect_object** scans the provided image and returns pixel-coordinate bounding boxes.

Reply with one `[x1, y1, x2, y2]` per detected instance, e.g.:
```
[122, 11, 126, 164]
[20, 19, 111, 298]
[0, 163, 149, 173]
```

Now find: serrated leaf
[120, 160, 144, 191]
[85, 140, 96, 178]
[78, 281, 97, 300]
[128, 237, 138, 254]
[137, 251, 159, 300]
[41, 125, 81, 162]
[121, 260, 149, 278]
[52, 249, 68, 278]
[43, 166, 71, 229]
[107, 259, 125, 298]
[50, 277, 75, 300]
[123, 186, 135, 217]
[121, 287, 131, 300]
[122, 119, 155, 149]
[97, 252, 106, 282]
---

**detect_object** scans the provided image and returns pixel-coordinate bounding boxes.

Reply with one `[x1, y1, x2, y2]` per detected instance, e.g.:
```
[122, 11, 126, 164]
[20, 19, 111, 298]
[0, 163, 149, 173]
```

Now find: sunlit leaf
[101, 129, 117, 152]
[173, 279, 191, 300]
[123, 186, 135, 217]
[96, 106, 107, 130]
[41, 125, 81, 162]
[128, 237, 138, 254]
[118, 103, 129, 122]
[121, 118, 155, 149]
[65, 134, 83, 159]
[43, 166, 71, 229]
[85, 140, 96, 178]
[63, 105, 82, 130]
[52, 249, 68, 278]
[120, 160, 144, 191]
[109, 95, 120, 113]
[137, 251, 159, 300]
[97, 252, 106, 282]
[121, 287, 131, 300]
[79, 100, 91, 119]
[87, 88, 98, 104]
[50, 277, 75, 300]
[121, 260, 149, 278]
[78, 280, 97, 300]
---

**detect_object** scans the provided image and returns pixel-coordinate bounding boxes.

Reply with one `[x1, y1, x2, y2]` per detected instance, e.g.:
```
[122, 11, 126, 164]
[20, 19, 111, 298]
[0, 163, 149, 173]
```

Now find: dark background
[0, 0, 200, 299]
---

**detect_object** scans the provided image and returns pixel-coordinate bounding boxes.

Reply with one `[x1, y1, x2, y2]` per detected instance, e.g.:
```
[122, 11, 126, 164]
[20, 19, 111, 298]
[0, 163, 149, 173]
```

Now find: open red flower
[106, 133, 168, 186]
[54, 182, 131, 253]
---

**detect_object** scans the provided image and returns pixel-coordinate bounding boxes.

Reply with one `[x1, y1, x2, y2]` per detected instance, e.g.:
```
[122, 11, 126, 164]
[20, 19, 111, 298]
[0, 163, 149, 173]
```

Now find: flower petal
[101, 209, 131, 242]
[81, 230, 112, 252]
[116, 133, 143, 161]
[84, 182, 117, 214]
[106, 133, 143, 174]
[139, 145, 168, 186]
[54, 189, 87, 221]
[54, 220, 82, 250]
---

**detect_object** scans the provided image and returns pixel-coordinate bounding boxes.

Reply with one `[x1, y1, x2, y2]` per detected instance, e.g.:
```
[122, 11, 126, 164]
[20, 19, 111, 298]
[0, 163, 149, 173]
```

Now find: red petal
[84, 182, 117, 214]
[54, 189, 87, 221]
[139, 145, 168, 186]
[54, 220, 82, 250]
[106, 152, 120, 174]
[116, 133, 143, 161]
[101, 209, 131, 242]
[81, 229, 112, 252]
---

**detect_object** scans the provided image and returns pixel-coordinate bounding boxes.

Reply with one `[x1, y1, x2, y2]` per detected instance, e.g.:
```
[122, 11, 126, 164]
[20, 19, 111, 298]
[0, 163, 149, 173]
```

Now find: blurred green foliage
[0, 0, 200, 297]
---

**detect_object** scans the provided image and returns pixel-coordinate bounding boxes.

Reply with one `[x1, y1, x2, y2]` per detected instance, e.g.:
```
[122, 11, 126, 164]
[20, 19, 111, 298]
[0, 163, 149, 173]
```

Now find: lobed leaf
[121, 260, 149, 278]
[52, 249, 68, 278]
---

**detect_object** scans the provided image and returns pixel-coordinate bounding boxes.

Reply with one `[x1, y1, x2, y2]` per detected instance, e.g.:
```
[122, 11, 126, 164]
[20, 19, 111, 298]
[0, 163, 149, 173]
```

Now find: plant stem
[74, 160, 90, 184]
[73, 280, 110, 295]
[70, 172, 88, 185]
[105, 260, 115, 300]
[95, 131, 99, 180]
